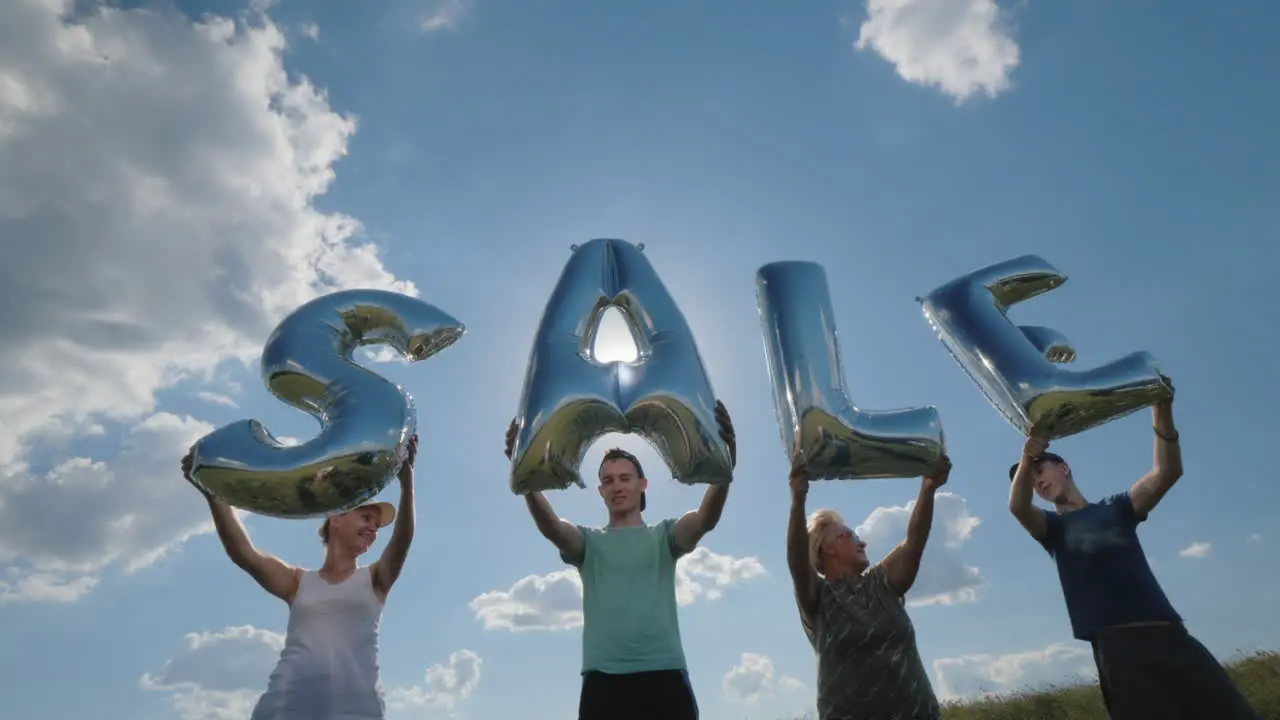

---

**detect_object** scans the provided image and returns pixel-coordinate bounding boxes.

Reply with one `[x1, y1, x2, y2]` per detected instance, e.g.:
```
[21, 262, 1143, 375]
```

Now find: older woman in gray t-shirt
[787, 456, 951, 720]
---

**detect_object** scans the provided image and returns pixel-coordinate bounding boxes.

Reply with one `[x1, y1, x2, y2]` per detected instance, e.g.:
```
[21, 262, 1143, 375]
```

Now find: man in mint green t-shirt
[504, 401, 736, 720]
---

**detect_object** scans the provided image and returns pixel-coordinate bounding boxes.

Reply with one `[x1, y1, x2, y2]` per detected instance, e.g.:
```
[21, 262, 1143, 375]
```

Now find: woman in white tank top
[180, 436, 419, 720]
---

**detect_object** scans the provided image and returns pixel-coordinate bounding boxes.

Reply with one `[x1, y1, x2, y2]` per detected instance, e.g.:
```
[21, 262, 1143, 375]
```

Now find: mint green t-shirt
[561, 519, 690, 675]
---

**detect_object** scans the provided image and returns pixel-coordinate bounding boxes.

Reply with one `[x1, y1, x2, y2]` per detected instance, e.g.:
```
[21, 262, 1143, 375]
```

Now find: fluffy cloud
[0, 0, 408, 598]
[420, 0, 468, 33]
[0, 413, 215, 602]
[932, 642, 1097, 701]
[142, 625, 480, 719]
[470, 568, 585, 632]
[140, 626, 287, 720]
[856, 491, 983, 606]
[470, 547, 766, 631]
[853, 0, 1020, 103]
[722, 652, 805, 703]
[387, 650, 483, 712]
[1179, 540, 1211, 558]
[676, 546, 767, 604]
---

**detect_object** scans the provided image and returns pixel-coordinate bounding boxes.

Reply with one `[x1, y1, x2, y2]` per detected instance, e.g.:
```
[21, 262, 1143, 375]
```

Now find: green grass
[778, 651, 1280, 720]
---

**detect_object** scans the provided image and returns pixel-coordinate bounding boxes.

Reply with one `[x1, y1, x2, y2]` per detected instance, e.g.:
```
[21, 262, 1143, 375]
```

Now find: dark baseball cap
[1008, 452, 1065, 481]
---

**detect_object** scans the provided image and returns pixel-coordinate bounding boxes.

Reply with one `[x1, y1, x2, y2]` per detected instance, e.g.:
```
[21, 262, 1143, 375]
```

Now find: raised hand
[181, 449, 212, 499]
[1023, 435, 1049, 459]
[715, 400, 737, 468]
[398, 434, 418, 483]
[924, 454, 952, 492]
[504, 419, 517, 460]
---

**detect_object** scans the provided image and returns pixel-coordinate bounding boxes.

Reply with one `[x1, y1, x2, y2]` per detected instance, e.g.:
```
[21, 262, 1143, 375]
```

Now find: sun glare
[591, 306, 640, 363]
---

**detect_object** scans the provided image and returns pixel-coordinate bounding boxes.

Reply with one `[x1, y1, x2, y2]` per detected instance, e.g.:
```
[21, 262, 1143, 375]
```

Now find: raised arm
[882, 455, 951, 596]
[525, 491, 585, 560]
[787, 461, 818, 622]
[1129, 380, 1182, 517]
[672, 401, 736, 553]
[373, 435, 417, 598]
[1009, 436, 1049, 541]
[506, 420, 584, 561]
[184, 452, 300, 603]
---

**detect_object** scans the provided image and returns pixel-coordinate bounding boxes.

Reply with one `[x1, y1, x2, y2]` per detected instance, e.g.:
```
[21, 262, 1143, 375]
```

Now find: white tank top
[251, 567, 386, 720]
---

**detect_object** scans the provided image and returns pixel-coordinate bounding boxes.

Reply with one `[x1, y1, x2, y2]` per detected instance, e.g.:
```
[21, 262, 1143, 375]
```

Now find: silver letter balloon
[919, 254, 1170, 439]
[186, 289, 466, 518]
[756, 261, 946, 480]
[509, 239, 733, 494]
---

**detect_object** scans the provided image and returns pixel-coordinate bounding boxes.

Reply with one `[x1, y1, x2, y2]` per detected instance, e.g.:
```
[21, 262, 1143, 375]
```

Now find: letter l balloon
[756, 261, 945, 479]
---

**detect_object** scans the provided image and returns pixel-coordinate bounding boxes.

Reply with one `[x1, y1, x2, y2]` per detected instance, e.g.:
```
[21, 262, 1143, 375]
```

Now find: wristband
[1154, 427, 1179, 442]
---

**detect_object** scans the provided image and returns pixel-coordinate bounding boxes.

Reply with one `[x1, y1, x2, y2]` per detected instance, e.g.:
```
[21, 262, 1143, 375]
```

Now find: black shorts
[578, 669, 698, 720]
[1091, 623, 1259, 720]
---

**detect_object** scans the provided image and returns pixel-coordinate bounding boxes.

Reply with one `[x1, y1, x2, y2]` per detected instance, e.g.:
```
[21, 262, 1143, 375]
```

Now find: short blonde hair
[806, 509, 844, 577]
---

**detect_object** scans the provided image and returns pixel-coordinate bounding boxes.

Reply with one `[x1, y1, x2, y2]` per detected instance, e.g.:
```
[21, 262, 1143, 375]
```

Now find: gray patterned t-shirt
[799, 564, 940, 720]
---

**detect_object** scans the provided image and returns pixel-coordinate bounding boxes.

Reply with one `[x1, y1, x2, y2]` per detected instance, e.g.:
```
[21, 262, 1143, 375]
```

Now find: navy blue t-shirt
[1039, 492, 1182, 641]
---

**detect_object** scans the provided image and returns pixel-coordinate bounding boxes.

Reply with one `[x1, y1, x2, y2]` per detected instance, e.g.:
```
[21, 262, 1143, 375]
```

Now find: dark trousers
[1091, 623, 1259, 720]
[578, 669, 699, 720]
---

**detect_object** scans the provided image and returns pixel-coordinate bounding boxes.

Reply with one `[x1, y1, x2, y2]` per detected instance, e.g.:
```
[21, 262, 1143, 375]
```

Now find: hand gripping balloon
[187, 289, 466, 518]
[918, 254, 1171, 440]
[509, 239, 733, 493]
[756, 261, 945, 480]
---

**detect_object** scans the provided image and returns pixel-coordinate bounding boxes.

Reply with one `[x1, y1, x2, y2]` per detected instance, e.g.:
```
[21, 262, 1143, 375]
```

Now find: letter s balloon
[186, 289, 465, 518]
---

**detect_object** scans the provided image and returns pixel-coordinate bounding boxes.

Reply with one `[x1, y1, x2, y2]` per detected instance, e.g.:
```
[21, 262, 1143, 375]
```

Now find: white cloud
[1248, 533, 1263, 544]
[140, 626, 286, 720]
[676, 546, 767, 604]
[0, 569, 98, 605]
[387, 650, 483, 712]
[722, 653, 805, 703]
[0, 413, 216, 597]
[470, 547, 766, 631]
[0, 0, 410, 598]
[853, 0, 1020, 103]
[1179, 540, 1211, 559]
[142, 625, 480, 719]
[470, 568, 585, 632]
[855, 491, 983, 606]
[932, 642, 1097, 701]
[420, 0, 468, 33]
[298, 21, 319, 41]
[196, 392, 239, 408]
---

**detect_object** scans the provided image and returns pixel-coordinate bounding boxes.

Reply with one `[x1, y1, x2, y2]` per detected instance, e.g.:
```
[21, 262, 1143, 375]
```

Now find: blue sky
[0, 0, 1277, 718]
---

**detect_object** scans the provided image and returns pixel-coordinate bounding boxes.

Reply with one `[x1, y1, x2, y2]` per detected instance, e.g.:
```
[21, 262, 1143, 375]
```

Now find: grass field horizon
[776, 650, 1280, 719]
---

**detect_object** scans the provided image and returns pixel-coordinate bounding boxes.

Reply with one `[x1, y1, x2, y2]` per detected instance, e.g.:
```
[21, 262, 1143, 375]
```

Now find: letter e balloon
[918, 254, 1170, 439]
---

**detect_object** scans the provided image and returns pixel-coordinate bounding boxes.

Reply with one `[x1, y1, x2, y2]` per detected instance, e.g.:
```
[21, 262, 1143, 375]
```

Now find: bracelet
[1154, 427, 1179, 442]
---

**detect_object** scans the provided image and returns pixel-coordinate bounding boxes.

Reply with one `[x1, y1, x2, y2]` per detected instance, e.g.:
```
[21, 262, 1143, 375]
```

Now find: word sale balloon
[918, 254, 1170, 440]
[756, 261, 946, 480]
[509, 238, 733, 494]
[187, 289, 466, 518]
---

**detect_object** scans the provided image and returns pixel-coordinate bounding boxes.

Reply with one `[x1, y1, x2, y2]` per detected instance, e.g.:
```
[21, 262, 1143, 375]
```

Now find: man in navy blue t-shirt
[1007, 379, 1257, 719]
